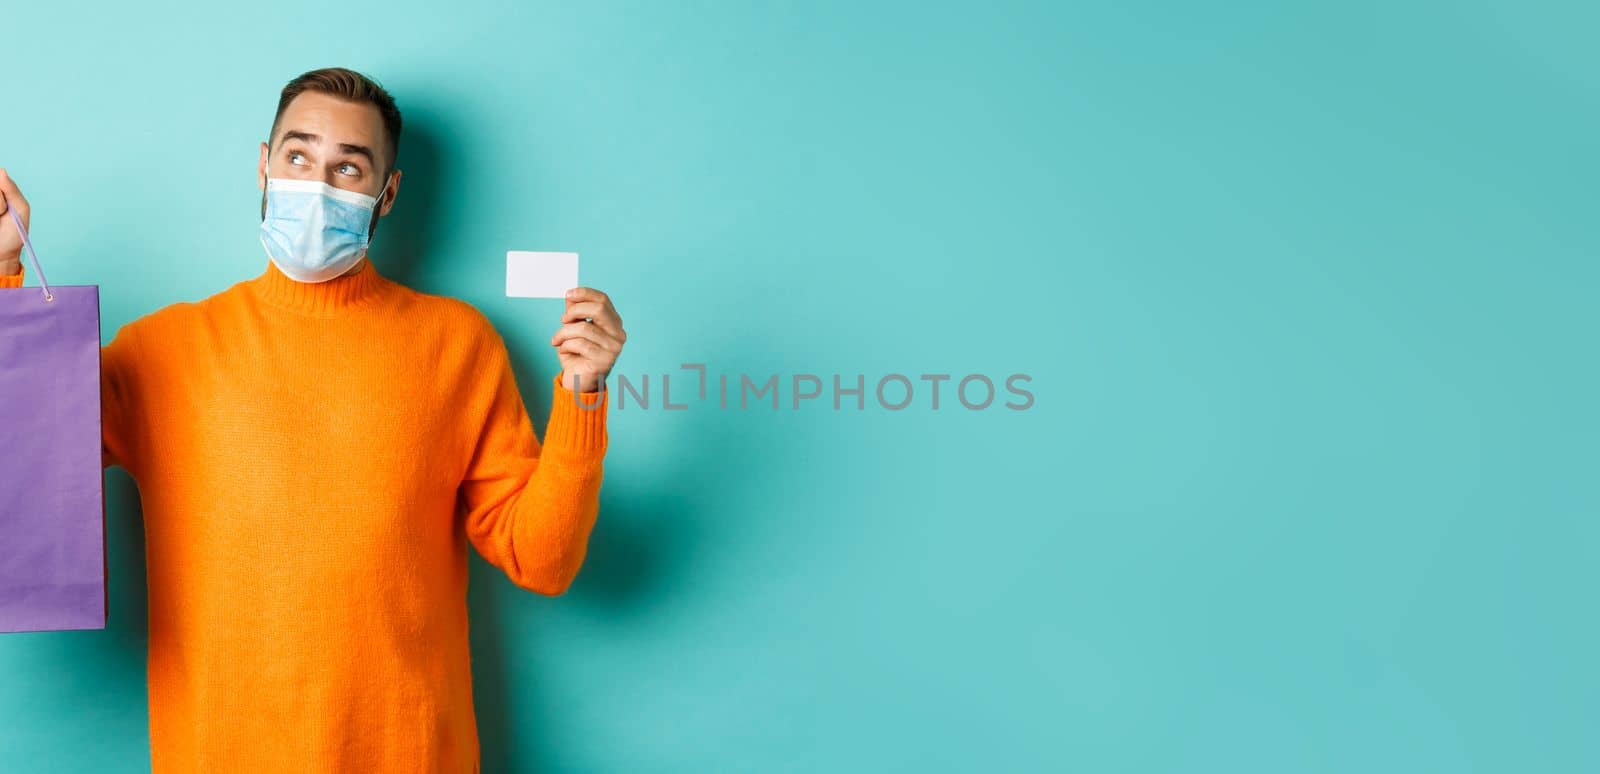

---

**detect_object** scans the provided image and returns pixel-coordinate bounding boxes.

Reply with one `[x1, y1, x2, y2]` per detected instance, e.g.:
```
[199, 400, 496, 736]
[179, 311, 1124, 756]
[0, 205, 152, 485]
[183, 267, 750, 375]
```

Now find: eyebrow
[278, 130, 376, 166]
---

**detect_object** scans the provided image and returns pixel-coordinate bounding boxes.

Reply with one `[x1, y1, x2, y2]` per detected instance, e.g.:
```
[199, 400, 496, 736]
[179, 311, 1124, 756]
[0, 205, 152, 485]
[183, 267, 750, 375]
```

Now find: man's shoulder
[114, 296, 206, 340]
[128, 269, 264, 321]
[392, 290, 525, 375]
[394, 286, 508, 345]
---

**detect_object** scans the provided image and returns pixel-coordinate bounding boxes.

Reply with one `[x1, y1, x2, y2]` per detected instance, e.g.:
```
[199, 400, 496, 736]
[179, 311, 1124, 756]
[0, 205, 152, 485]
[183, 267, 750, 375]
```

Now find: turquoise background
[2, 1, 1596, 771]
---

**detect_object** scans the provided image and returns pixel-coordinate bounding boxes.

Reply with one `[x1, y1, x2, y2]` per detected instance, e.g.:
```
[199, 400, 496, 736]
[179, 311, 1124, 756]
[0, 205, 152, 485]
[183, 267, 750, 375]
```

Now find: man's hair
[269, 67, 403, 172]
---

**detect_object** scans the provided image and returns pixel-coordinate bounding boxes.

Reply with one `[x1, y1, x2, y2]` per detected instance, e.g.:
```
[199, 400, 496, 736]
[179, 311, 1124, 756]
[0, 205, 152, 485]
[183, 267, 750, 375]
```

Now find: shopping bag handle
[6, 207, 53, 304]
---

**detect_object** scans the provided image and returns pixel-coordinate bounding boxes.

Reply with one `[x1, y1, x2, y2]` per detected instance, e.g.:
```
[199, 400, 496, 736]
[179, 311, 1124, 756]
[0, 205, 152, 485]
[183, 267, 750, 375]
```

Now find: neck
[337, 255, 368, 278]
[248, 255, 393, 317]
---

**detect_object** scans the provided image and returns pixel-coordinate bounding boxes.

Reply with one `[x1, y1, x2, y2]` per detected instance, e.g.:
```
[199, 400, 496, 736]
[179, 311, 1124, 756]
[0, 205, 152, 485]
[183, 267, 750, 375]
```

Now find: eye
[288, 150, 308, 166]
[337, 162, 360, 176]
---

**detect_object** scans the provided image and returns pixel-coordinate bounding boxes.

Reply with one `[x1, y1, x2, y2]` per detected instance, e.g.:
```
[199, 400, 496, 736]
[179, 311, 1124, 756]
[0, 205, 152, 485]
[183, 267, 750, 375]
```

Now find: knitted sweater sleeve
[457, 325, 609, 596]
[100, 322, 145, 473]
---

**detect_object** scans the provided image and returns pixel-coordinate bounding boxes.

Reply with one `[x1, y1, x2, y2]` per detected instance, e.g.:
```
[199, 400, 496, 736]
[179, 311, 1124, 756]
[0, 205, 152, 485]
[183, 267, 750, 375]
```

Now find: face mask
[258, 178, 382, 283]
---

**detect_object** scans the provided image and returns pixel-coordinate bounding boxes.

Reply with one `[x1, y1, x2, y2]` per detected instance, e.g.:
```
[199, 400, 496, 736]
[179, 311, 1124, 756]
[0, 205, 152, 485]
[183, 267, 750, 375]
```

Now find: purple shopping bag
[0, 209, 105, 633]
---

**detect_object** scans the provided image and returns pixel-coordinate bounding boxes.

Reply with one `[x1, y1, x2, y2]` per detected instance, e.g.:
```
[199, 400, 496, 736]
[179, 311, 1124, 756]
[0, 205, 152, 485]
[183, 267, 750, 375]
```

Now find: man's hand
[550, 287, 626, 393]
[0, 167, 30, 276]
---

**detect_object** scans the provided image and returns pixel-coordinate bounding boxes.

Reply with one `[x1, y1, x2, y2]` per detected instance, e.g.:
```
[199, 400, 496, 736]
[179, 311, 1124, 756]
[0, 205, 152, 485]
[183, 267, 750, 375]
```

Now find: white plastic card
[506, 251, 579, 298]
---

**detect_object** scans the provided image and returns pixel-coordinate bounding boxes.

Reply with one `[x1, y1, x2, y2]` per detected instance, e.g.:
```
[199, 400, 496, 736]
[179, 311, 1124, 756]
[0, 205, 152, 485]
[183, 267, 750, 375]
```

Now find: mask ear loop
[363, 177, 392, 246]
[5, 207, 52, 303]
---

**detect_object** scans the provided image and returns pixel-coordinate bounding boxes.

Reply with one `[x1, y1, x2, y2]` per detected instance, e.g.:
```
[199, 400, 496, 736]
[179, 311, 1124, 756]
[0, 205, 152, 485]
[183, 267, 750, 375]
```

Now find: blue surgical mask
[259, 178, 381, 283]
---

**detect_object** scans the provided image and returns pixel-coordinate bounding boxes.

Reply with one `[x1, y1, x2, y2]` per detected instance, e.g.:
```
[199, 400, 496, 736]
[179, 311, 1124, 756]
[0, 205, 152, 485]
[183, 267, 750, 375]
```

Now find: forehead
[274, 91, 386, 154]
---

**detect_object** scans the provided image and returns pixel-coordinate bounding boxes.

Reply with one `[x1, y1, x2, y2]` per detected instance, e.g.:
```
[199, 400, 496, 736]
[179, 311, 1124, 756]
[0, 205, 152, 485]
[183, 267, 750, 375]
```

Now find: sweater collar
[247, 255, 393, 316]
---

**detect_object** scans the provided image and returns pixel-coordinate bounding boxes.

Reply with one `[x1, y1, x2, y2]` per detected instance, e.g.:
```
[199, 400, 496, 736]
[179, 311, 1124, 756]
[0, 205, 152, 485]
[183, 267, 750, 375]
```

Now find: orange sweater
[2, 257, 608, 773]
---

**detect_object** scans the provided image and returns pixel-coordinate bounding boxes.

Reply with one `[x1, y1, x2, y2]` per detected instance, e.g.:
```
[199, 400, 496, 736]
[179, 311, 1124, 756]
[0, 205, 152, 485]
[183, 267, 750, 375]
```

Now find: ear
[378, 168, 402, 216]
[258, 142, 270, 192]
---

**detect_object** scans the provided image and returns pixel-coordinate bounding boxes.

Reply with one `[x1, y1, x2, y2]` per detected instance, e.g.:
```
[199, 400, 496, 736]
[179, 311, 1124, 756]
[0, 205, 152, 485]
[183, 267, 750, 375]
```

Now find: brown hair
[269, 67, 403, 172]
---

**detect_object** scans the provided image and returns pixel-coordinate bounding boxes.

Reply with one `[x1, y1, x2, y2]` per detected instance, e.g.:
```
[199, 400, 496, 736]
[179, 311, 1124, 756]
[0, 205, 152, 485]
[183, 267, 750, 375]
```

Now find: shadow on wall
[369, 106, 444, 291]
[467, 485, 701, 772]
[468, 327, 728, 770]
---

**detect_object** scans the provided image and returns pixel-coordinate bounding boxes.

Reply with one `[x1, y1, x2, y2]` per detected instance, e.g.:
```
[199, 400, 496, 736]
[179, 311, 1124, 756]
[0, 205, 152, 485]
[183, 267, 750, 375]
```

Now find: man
[0, 67, 626, 773]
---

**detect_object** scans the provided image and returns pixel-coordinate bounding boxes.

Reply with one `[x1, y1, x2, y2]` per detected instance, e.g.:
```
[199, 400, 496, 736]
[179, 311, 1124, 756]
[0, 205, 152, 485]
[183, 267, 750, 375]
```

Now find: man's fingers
[550, 322, 620, 351]
[561, 303, 625, 341]
[564, 286, 610, 306]
[556, 288, 626, 355]
[561, 300, 606, 322]
[0, 168, 30, 223]
[556, 336, 607, 360]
